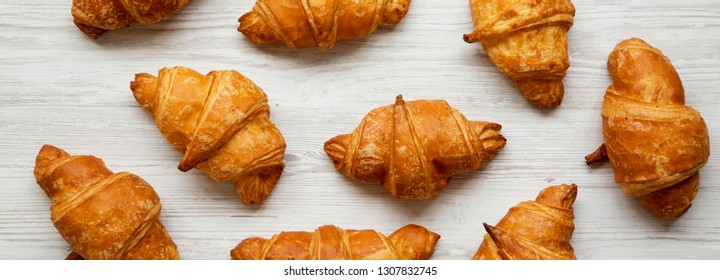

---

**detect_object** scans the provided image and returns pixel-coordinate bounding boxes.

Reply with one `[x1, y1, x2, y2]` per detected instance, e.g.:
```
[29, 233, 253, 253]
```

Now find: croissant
[131, 66, 286, 205]
[71, 0, 188, 39]
[463, 0, 575, 108]
[585, 38, 710, 219]
[237, 0, 412, 50]
[231, 224, 440, 260]
[33, 145, 179, 260]
[473, 184, 577, 260]
[324, 95, 506, 200]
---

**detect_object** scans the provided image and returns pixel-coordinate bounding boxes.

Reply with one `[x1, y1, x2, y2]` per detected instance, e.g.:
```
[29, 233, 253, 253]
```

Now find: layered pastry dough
[34, 145, 179, 260]
[238, 0, 412, 50]
[324, 95, 506, 199]
[231, 224, 440, 260]
[131, 66, 286, 205]
[72, 0, 188, 39]
[464, 0, 575, 108]
[586, 38, 710, 219]
[473, 184, 577, 260]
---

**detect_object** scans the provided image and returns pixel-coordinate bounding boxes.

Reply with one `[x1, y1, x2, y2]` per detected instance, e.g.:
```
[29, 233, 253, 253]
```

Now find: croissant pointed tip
[482, 224, 504, 248]
[482, 223, 494, 234]
[585, 144, 608, 165]
[177, 161, 193, 172]
[463, 31, 481, 43]
[65, 251, 85, 260]
[177, 153, 197, 172]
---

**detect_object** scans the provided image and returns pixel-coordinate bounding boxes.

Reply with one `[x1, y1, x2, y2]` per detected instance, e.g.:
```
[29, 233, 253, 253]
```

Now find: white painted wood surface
[1, 0, 719, 260]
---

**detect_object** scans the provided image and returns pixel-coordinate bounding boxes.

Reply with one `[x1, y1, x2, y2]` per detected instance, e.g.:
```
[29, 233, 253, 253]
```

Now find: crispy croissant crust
[131, 66, 286, 205]
[473, 184, 577, 260]
[324, 95, 506, 200]
[586, 38, 710, 219]
[71, 0, 188, 39]
[33, 145, 179, 260]
[464, 0, 575, 108]
[231, 224, 440, 260]
[238, 0, 412, 50]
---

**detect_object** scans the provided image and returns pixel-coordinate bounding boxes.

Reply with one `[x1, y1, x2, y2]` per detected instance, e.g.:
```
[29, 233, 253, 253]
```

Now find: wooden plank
[0, 0, 719, 259]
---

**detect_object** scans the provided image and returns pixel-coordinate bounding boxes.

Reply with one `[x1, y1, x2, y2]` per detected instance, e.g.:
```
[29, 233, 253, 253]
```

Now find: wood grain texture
[1, 0, 719, 259]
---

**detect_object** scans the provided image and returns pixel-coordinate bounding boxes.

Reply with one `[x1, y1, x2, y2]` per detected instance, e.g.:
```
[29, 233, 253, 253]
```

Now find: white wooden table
[1, 0, 719, 260]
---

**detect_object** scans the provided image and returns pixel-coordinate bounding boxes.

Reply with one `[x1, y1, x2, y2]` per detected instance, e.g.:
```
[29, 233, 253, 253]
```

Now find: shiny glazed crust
[131, 66, 287, 205]
[324, 95, 506, 200]
[33, 145, 179, 260]
[231, 224, 440, 260]
[586, 38, 710, 219]
[71, 0, 189, 38]
[238, 0, 412, 50]
[473, 184, 577, 260]
[464, 0, 575, 108]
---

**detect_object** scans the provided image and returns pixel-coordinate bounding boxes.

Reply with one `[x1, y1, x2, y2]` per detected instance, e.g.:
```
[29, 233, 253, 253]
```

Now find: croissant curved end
[35, 145, 67, 173]
[471, 122, 506, 160]
[231, 237, 268, 260]
[638, 173, 700, 219]
[233, 164, 285, 205]
[73, 20, 107, 39]
[238, 11, 279, 45]
[34, 144, 70, 187]
[380, 0, 412, 27]
[608, 38, 685, 105]
[130, 73, 159, 113]
[535, 184, 578, 210]
[324, 134, 351, 167]
[515, 78, 565, 109]
[388, 224, 441, 260]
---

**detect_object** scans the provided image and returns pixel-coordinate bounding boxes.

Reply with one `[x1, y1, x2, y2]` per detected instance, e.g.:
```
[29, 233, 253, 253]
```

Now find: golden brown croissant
[324, 95, 506, 200]
[473, 184, 577, 260]
[72, 0, 188, 39]
[585, 38, 710, 219]
[464, 0, 575, 108]
[238, 0, 412, 50]
[131, 66, 286, 205]
[33, 145, 179, 260]
[231, 224, 440, 260]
